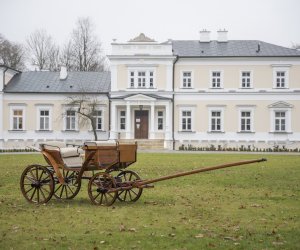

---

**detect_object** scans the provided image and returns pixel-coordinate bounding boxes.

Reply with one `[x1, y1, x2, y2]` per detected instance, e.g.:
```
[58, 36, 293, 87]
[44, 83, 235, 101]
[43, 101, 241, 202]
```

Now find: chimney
[217, 29, 228, 42]
[199, 29, 211, 42]
[60, 66, 68, 80]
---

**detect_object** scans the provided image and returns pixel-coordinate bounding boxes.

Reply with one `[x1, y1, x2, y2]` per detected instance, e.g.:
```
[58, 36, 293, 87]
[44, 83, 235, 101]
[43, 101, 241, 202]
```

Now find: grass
[0, 153, 299, 249]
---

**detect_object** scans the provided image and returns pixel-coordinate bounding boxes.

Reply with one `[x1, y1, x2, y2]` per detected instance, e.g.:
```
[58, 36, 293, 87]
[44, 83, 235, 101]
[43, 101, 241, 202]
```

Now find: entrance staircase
[118, 139, 165, 150]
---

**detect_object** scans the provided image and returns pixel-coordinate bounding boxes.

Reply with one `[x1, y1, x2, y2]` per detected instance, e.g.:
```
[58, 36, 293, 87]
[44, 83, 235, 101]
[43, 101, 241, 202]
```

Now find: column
[109, 103, 117, 140]
[149, 102, 155, 139]
[126, 102, 131, 139]
[165, 102, 172, 140]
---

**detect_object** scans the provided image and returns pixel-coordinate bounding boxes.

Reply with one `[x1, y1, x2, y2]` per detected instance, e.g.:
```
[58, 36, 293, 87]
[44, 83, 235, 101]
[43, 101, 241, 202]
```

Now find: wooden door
[135, 111, 148, 139]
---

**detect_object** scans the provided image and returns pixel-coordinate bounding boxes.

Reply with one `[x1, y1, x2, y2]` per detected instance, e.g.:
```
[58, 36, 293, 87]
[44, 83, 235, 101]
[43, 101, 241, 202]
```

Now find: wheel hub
[31, 182, 41, 188]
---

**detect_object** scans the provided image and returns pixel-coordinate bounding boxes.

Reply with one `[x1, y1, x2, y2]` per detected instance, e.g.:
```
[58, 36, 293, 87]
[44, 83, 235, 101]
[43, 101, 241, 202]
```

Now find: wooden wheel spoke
[104, 194, 108, 204]
[30, 188, 37, 201]
[25, 175, 35, 182]
[38, 169, 45, 181]
[65, 185, 68, 197]
[29, 170, 36, 180]
[107, 192, 114, 199]
[55, 184, 62, 194]
[37, 189, 40, 203]
[41, 186, 50, 194]
[25, 186, 34, 194]
[66, 185, 75, 195]
[60, 185, 65, 198]
[130, 189, 138, 196]
[99, 194, 103, 204]
[128, 190, 133, 200]
[93, 192, 101, 201]
[39, 187, 47, 200]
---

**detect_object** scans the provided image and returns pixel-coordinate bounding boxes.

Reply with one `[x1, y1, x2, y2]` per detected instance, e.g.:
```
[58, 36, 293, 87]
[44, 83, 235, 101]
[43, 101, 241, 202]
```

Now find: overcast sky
[1, 0, 300, 54]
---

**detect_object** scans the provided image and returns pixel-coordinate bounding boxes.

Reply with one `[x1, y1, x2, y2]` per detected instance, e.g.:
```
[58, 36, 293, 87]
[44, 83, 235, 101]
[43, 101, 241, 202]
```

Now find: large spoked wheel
[20, 165, 54, 204]
[117, 170, 143, 202]
[53, 170, 81, 200]
[88, 173, 117, 206]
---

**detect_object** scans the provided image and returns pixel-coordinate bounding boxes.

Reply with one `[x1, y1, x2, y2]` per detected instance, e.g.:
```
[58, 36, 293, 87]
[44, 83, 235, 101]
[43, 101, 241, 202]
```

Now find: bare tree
[26, 29, 59, 70]
[65, 94, 103, 141]
[59, 41, 73, 71]
[0, 34, 25, 70]
[61, 17, 106, 72]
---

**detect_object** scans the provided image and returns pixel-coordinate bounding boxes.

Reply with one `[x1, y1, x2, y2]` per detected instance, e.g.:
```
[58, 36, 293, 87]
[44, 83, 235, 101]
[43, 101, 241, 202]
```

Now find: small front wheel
[88, 173, 117, 206]
[20, 165, 54, 204]
[53, 170, 81, 199]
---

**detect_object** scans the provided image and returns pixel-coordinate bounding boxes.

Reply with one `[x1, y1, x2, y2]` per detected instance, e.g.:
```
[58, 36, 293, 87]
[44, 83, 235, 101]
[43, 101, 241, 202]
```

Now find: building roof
[4, 71, 111, 93]
[172, 40, 300, 57]
[128, 33, 156, 42]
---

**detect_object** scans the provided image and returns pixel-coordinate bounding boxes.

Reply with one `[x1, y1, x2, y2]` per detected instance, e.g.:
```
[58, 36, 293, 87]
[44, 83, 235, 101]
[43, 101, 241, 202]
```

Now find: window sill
[237, 131, 255, 134]
[61, 130, 80, 133]
[207, 131, 225, 133]
[8, 130, 26, 133]
[209, 87, 223, 90]
[88, 130, 107, 133]
[35, 130, 53, 133]
[180, 87, 194, 89]
[239, 87, 253, 89]
[269, 131, 293, 134]
[178, 130, 196, 133]
[272, 87, 289, 89]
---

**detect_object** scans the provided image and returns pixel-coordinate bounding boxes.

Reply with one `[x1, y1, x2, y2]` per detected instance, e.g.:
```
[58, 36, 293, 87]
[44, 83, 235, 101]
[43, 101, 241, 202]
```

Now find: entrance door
[135, 110, 148, 139]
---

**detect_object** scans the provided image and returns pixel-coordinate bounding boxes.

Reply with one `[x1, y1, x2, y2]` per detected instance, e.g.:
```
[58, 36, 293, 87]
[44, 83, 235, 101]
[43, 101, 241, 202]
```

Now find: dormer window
[128, 69, 155, 89]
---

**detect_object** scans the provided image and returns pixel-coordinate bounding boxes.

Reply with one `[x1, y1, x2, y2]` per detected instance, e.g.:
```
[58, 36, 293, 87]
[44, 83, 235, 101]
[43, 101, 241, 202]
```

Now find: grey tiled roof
[172, 40, 300, 57]
[110, 93, 172, 100]
[4, 71, 111, 93]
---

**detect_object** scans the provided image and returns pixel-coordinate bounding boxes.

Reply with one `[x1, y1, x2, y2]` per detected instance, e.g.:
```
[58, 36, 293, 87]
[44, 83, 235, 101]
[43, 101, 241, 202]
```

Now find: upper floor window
[211, 71, 222, 88]
[12, 109, 24, 130]
[157, 111, 164, 130]
[128, 70, 155, 89]
[272, 66, 289, 88]
[182, 71, 192, 88]
[119, 110, 126, 130]
[241, 71, 252, 88]
[275, 71, 286, 88]
[65, 110, 77, 131]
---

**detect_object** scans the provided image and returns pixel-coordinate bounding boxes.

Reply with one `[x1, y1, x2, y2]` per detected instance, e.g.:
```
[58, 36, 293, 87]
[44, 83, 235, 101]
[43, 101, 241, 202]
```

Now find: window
[65, 110, 76, 130]
[272, 66, 289, 88]
[128, 69, 155, 88]
[241, 71, 252, 88]
[182, 71, 192, 88]
[275, 111, 286, 132]
[138, 71, 146, 87]
[39, 110, 50, 130]
[12, 109, 24, 130]
[276, 71, 286, 88]
[157, 111, 164, 130]
[211, 71, 222, 88]
[93, 110, 103, 130]
[240, 111, 251, 132]
[211, 111, 222, 131]
[120, 110, 126, 130]
[130, 71, 135, 87]
[149, 71, 154, 88]
[181, 111, 192, 131]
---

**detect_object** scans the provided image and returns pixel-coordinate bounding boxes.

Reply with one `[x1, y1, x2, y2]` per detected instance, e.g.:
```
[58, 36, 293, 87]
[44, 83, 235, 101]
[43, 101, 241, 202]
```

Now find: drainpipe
[172, 55, 178, 150]
[108, 93, 111, 140]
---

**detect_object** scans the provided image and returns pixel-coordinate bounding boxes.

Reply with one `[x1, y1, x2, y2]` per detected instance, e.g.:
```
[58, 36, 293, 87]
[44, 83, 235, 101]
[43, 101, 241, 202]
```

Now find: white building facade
[1, 31, 300, 150]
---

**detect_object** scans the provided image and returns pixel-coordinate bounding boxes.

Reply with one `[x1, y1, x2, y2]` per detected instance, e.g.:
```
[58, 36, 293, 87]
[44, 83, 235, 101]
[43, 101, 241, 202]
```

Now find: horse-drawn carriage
[20, 141, 266, 206]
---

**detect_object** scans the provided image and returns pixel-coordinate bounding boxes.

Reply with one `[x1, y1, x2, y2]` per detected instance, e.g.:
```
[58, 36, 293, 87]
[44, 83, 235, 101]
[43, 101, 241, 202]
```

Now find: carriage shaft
[134, 158, 267, 187]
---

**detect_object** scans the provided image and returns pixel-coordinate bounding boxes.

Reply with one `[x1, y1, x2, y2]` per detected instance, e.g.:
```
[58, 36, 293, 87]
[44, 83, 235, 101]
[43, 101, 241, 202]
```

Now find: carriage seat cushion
[60, 147, 80, 158]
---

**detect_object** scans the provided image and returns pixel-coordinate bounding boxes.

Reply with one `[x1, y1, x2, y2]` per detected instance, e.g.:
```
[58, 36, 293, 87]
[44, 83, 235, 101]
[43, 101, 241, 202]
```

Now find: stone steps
[118, 139, 165, 150]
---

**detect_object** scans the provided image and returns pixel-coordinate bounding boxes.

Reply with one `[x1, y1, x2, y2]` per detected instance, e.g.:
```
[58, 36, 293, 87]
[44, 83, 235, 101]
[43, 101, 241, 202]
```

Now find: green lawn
[0, 153, 299, 249]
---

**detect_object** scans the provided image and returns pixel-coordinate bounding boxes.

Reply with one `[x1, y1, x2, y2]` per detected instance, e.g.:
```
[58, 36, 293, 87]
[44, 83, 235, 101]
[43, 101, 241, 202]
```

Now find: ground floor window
[181, 110, 192, 131]
[65, 110, 76, 130]
[157, 111, 164, 130]
[39, 109, 50, 130]
[12, 109, 24, 130]
[120, 110, 126, 130]
[240, 111, 251, 132]
[210, 111, 222, 132]
[93, 110, 103, 130]
[275, 111, 286, 132]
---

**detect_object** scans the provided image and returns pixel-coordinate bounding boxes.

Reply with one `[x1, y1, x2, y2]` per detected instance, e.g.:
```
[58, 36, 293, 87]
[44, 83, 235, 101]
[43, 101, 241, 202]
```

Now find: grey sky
[0, 0, 300, 55]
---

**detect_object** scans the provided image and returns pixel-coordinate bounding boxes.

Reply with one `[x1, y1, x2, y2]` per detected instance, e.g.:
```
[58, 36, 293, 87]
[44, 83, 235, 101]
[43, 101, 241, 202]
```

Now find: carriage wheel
[88, 173, 117, 206]
[20, 165, 54, 204]
[53, 170, 81, 200]
[117, 170, 143, 202]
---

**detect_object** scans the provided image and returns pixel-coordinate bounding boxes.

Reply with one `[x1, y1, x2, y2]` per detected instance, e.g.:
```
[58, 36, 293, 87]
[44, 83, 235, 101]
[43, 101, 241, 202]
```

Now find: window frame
[239, 110, 254, 132]
[179, 108, 194, 132]
[36, 105, 52, 131]
[240, 70, 253, 88]
[127, 68, 156, 89]
[269, 108, 292, 133]
[93, 109, 104, 131]
[210, 70, 223, 89]
[63, 107, 78, 131]
[181, 70, 193, 89]
[272, 67, 289, 89]
[208, 107, 225, 132]
[10, 105, 26, 131]
[156, 110, 164, 131]
[119, 110, 126, 131]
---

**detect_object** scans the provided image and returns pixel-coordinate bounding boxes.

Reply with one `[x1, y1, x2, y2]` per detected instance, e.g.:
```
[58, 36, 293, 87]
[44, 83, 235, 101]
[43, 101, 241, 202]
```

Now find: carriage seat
[41, 141, 83, 168]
